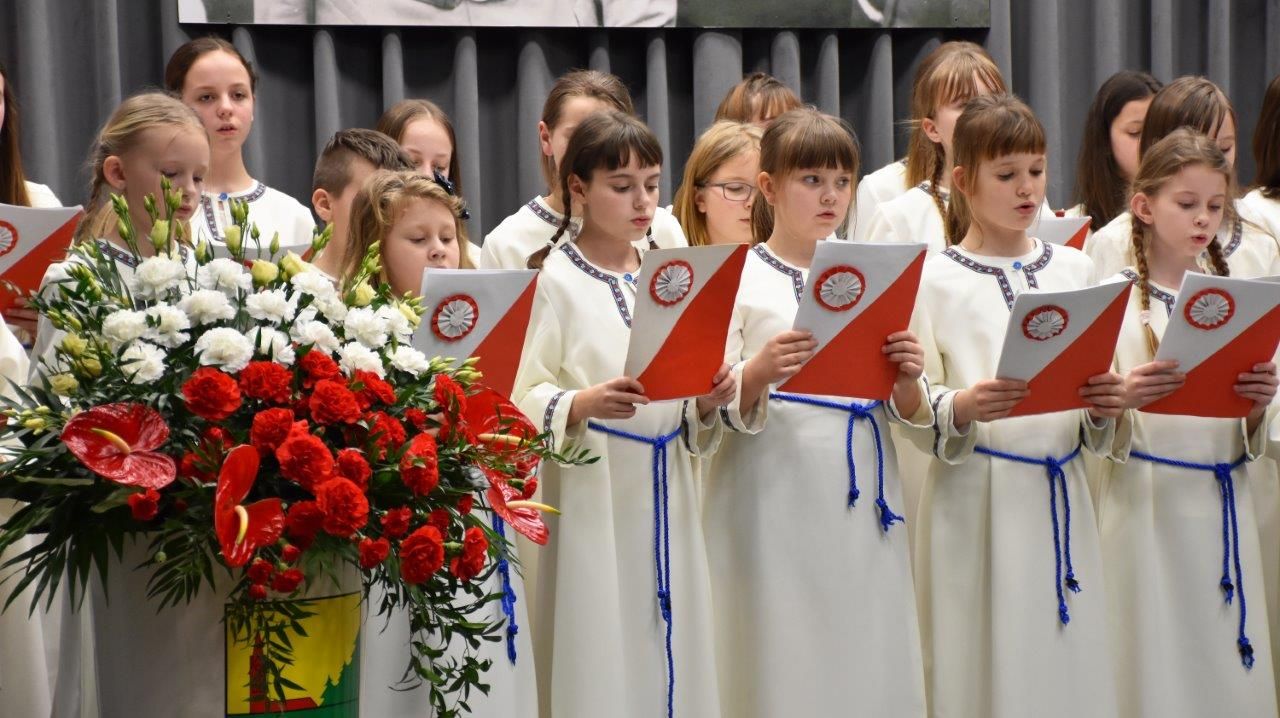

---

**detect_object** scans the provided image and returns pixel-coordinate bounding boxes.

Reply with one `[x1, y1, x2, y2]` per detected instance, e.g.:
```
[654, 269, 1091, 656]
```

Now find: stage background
[0, 0, 1275, 237]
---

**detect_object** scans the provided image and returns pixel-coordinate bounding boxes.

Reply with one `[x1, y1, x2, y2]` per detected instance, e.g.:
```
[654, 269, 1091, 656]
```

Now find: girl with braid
[1099, 128, 1278, 718]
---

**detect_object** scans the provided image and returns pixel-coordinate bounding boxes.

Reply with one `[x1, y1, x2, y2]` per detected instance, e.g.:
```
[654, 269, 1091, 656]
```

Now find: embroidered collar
[915, 181, 950, 203]
[526, 198, 580, 239]
[1223, 217, 1243, 257]
[941, 241, 1054, 309]
[1120, 269, 1175, 315]
[95, 239, 190, 269]
[559, 242, 632, 326]
[201, 182, 267, 242]
[751, 243, 805, 302]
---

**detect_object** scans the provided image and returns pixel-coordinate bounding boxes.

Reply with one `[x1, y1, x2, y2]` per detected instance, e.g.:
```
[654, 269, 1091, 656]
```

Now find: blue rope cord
[769, 392, 903, 532]
[492, 516, 519, 664]
[973, 444, 1083, 625]
[1130, 450, 1254, 669]
[587, 421, 682, 718]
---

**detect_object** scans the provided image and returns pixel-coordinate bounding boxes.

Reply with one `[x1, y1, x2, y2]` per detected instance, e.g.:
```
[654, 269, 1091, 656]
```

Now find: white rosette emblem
[431, 294, 479, 342]
[1185, 289, 1234, 330]
[1021, 305, 1068, 341]
[814, 265, 865, 312]
[650, 260, 694, 306]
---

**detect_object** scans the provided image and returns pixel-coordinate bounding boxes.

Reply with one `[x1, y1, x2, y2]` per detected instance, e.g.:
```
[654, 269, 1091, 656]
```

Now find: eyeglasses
[698, 181, 757, 202]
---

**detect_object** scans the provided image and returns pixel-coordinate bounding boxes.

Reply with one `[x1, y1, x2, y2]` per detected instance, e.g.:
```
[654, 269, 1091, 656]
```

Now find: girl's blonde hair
[751, 108, 859, 244]
[342, 170, 474, 287]
[945, 94, 1046, 246]
[74, 91, 207, 244]
[1129, 127, 1233, 356]
[905, 41, 1007, 220]
[672, 121, 763, 246]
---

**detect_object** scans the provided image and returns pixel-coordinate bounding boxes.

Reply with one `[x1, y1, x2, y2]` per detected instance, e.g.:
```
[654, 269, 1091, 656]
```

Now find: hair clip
[432, 168, 471, 220]
[1138, 309, 1151, 325]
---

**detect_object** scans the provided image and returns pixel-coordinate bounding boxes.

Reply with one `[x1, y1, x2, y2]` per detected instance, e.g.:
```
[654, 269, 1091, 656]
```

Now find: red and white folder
[1145, 273, 1280, 418]
[0, 203, 83, 312]
[994, 279, 1131, 417]
[622, 244, 748, 401]
[1036, 215, 1091, 251]
[412, 268, 538, 399]
[778, 241, 926, 399]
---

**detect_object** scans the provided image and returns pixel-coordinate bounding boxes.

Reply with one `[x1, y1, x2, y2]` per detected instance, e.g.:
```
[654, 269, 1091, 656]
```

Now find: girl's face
[761, 166, 853, 242]
[1133, 164, 1227, 264]
[107, 126, 210, 234]
[1110, 96, 1151, 181]
[541, 96, 612, 187]
[1211, 112, 1238, 168]
[959, 152, 1047, 237]
[181, 50, 255, 153]
[695, 149, 759, 245]
[572, 155, 660, 244]
[383, 197, 461, 296]
[401, 116, 452, 178]
[924, 77, 996, 160]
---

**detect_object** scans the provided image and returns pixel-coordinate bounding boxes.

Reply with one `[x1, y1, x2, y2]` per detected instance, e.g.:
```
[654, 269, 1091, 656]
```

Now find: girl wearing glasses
[672, 121, 762, 246]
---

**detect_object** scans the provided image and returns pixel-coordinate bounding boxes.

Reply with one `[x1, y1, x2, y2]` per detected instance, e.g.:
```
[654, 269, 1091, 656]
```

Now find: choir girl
[1068, 70, 1161, 228]
[670, 120, 761, 246]
[712, 72, 802, 127]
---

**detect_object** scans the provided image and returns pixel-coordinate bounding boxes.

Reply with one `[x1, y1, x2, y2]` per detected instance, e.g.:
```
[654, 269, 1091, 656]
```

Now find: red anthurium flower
[464, 386, 541, 476]
[486, 472, 555, 546]
[215, 445, 285, 568]
[61, 403, 177, 489]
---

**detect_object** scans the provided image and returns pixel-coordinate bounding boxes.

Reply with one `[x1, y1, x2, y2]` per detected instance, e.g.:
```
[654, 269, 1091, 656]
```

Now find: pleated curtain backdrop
[3, 0, 1280, 238]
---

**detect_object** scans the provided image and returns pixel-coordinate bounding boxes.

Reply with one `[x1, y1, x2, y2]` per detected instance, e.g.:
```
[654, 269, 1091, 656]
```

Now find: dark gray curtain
[2, 0, 1278, 238]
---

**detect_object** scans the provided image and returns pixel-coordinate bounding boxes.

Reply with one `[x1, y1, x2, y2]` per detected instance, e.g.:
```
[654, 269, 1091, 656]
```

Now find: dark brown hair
[164, 36, 258, 95]
[714, 73, 802, 125]
[0, 62, 32, 207]
[1253, 74, 1280, 199]
[312, 128, 414, 194]
[526, 111, 662, 269]
[751, 108, 860, 244]
[1139, 76, 1236, 160]
[1072, 71, 1162, 230]
[376, 99, 462, 196]
[539, 70, 635, 192]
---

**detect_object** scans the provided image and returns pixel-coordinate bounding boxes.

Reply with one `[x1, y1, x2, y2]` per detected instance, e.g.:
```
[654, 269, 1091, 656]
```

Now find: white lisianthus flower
[254, 327, 296, 366]
[178, 289, 237, 326]
[388, 346, 431, 375]
[337, 341, 385, 378]
[102, 310, 149, 347]
[290, 320, 341, 354]
[120, 341, 166, 384]
[130, 256, 186, 299]
[197, 258, 252, 295]
[245, 288, 298, 324]
[144, 304, 192, 348]
[343, 307, 389, 349]
[375, 305, 414, 341]
[290, 271, 337, 300]
[194, 327, 255, 373]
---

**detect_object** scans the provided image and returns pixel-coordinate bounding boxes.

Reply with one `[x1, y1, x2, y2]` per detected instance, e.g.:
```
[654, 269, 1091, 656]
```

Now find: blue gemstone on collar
[1012, 261, 1023, 270]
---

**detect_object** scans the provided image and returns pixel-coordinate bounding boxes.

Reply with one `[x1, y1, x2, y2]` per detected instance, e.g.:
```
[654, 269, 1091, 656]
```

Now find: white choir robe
[479, 195, 687, 270]
[704, 243, 928, 718]
[908, 239, 1124, 718]
[1085, 204, 1280, 280]
[26, 180, 62, 209]
[512, 241, 722, 718]
[852, 159, 909, 243]
[1098, 269, 1276, 718]
[195, 181, 317, 253]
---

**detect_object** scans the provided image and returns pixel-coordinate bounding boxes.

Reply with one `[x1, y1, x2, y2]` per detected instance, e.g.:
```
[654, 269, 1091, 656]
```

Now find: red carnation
[182, 367, 242, 421]
[335, 449, 372, 490]
[251, 408, 296, 455]
[285, 500, 325, 548]
[248, 584, 268, 601]
[438, 412, 478, 446]
[404, 408, 428, 431]
[275, 424, 334, 491]
[400, 434, 439, 496]
[127, 488, 161, 521]
[358, 537, 391, 569]
[381, 507, 412, 539]
[427, 508, 451, 535]
[457, 495, 474, 515]
[433, 374, 467, 413]
[315, 477, 369, 538]
[310, 380, 362, 426]
[202, 426, 232, 453]
[520, 477, 539, 500]
[271, 568, 305, 594]
[179, 451, 211, 482]
[450, 526, 488, 581]
[366, 411, 406, 461]
[281, 544, 302, 564]
[299, 351, 342, 388]
[352, 370, 396, 410]
[399, 526, 445, 584]
[247, 558, 274, 585]
[239, 361, 294, 405]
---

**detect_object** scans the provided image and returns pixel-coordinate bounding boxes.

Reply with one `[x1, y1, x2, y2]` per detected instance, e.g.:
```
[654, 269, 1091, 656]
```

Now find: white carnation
[337, 341, 385, 378]
[197, 258, 252, 295]
[120, 341, 166, 384]
[314, 295, 348, 323]
[245, 288, 297, 324]
[375, 304, 414, 341]
[290, 271, 338, 300]
[194, 327, 255, 373]
[388, 346, 431, 375]
[144, 304, 192, 348]
[102, 310, 149, 347]
[290, 319, 341, 354]
[254, 327, 296, 366]
[178, 289, 236, 326]
[343, 306, 389, 349]
[131, 256, 187, 299]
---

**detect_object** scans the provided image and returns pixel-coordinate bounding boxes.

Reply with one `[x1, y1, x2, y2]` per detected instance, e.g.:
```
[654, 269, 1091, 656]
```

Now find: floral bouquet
[0, 182, 585, 716]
